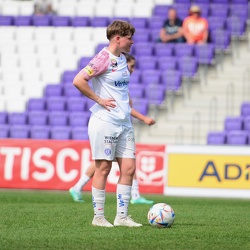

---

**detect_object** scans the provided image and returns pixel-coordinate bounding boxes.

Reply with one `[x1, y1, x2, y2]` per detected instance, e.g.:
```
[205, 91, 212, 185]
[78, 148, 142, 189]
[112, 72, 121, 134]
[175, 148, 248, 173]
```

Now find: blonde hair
[106, 20, 135, 40]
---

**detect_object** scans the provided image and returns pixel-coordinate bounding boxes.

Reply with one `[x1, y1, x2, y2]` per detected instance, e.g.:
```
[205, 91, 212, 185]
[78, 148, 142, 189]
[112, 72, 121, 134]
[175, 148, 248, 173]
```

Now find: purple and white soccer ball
[148, 203, 175, 228]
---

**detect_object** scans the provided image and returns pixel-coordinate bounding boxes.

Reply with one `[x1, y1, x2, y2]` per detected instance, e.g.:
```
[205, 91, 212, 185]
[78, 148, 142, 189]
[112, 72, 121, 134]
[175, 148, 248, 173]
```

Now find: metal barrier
[209, 96, 217, 131]
[242, 67, 250, 102]
[225, 82, 234, 116]
[175, 125, 184, 145]
[192, 111, 201, 144]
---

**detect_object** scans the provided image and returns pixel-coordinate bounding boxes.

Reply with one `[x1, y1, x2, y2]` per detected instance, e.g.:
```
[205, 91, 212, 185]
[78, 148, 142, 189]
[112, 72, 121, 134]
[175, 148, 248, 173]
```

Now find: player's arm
[73, 52, 116, 111]
[131, 108, 155, 126]
[159, 28, 171, 43]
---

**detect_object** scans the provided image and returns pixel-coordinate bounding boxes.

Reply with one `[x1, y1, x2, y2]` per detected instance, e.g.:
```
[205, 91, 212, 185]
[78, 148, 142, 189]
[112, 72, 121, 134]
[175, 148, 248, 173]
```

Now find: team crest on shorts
[104, 148, 111, 156]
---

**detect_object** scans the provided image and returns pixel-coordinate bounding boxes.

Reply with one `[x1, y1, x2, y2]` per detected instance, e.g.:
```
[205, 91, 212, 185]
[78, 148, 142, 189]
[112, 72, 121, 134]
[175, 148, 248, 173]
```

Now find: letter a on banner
[199, 161, 221, 182]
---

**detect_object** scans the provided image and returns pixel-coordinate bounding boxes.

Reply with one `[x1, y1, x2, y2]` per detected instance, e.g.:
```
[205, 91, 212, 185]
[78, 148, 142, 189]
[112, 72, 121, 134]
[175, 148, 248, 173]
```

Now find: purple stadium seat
[86, 99, 95, 110]
[175, 0, 191, 4]
[243, 116, 250, 132]
[78, 57, 92, 69]
[178, 56, 198, 77]
[48, 111, 68, 126]
[129, 85, 145, 99]
[176, 9, 190, 20]
[241, 102, 250, 117]
[30, 125, 50, 139]
[133, 42, 154, 56]
[132, 29, 150, 43]
[45, 84, 63, 97]
[28, 111, 48, 126]
[130, 17, 148, 29]
[227, 131, 248, 145]
[207, 17, 226, 31]
[137, 56, 157, 70]
[62, 70, 79, 83]
[63, 84, 82, 97]
[71, 127, 89, 140]
[130, 70, 141, 84]
[161, 70, 182, 91]
[194, 0, 209, 3]
[153, 5, 169, 17]
[95, 43, 108, 54]
[66, 97, 87, 112]
[213, 0, 229, 3]
[69, 112, 89, 127]
[90, 17, 110, 27]
[14, 16, 32, 26]
[209, 6, 229, 19]
[174, 44, 194, 57]
[109, 17, 130, 23]
[27, 98, 46, 111]
[132, 98, 149, 116]
[226, 16, 246, 36]
[51, 16, 71, 27]
[154, 43, 174, 57]
[207, 131, 226, 145]
[144, 84, 166, 105]
[51, 126, 71, 140]
[141, 70, 161, 85]
[230, 6, 248, 21]
[150, 28, 161, 42]
[195, 4, 209, 18]
[71, 17, 90, 27]
[210, 30, 230, 50]
[0, 16, 14, 26]
[148, 16, 164, 30]
[0, 125, 9, 138]
[157, 57, 177, 71]
[8, 112, 27, 125]
[10, 125, 30, 139]
[224, 117, 243, 131]
[173, 3, 190, 11]
[194, 44, 215, 64]
[46, 97, 66, 111]
[32, 15, 51, 26]
[231, 0, 248, 4]
[0, 112, 8, 124]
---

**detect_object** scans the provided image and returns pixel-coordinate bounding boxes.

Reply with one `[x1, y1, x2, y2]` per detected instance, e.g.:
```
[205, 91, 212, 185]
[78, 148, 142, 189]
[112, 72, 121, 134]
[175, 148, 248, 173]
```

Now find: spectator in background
[159, 8, 184, 43]
[34, 0, 56, 15]
[183, 5, 208, 44]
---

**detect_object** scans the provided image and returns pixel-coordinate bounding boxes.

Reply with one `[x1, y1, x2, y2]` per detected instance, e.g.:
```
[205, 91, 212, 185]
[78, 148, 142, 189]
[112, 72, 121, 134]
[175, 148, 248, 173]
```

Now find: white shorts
[88, 115, 136, 160]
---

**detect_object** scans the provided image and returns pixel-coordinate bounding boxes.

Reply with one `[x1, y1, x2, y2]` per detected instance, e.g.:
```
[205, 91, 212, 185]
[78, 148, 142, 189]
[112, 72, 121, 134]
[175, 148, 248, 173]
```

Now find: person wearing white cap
[182, 5, 209, 44]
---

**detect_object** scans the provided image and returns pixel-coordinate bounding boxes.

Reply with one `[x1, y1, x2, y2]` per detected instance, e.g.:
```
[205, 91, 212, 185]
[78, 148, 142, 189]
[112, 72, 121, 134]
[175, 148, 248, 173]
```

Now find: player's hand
[97, 97, 116, 111]
[143, 117, 156, 126]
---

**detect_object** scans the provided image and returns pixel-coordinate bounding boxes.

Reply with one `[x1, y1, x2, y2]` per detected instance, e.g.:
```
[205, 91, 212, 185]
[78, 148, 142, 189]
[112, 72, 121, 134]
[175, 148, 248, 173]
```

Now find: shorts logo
[83, 65, 94, 76]
[104, 148, 111, 156]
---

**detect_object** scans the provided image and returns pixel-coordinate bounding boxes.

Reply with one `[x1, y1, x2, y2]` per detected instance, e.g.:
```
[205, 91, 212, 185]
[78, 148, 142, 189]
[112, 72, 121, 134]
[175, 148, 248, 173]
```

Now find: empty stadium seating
[0, 0, 249, 141]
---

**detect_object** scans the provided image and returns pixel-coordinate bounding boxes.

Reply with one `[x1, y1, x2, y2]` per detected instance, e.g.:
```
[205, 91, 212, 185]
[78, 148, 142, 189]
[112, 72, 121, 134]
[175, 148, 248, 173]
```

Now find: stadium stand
[0, 0, 249, 143]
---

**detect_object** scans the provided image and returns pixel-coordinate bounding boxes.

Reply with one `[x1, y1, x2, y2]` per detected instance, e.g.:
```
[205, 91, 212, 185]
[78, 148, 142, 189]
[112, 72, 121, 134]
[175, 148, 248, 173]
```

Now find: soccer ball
[148, 203, 175, 228]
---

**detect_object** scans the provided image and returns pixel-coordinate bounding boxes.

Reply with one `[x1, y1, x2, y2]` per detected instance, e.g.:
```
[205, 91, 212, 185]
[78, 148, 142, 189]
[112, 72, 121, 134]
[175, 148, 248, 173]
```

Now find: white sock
[131, 180, 140, 200]
[92, 186, 105, 218]
[73, 174, 90, 192]
[116, 184, 131, 218]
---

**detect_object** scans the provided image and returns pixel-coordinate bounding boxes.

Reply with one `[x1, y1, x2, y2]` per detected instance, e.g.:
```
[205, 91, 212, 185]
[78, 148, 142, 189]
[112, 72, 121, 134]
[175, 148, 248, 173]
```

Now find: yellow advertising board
[167, 152, 250, 189]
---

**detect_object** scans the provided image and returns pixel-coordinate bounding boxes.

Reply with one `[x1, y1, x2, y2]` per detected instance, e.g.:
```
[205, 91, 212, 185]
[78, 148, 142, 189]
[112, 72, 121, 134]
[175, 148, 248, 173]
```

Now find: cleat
[114, 215, 142, 227]
[130, 196, 154, 205]
[69, 187, 84, 202]
[92, 217, 114, 227]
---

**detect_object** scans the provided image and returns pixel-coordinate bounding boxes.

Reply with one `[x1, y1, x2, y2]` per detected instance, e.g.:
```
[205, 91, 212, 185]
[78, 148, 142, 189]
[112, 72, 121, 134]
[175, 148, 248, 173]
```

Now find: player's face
[127, 59, 135, 74]
[119, 35, 134, 53]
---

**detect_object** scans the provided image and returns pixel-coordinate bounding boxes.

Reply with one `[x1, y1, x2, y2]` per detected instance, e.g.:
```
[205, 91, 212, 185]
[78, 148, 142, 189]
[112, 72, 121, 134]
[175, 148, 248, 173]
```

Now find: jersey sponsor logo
[122, 71, 128, 77]
[114, 80, 129, 87]
[111, 59, 118, 72]
[104, 148, 111, 156]
[83, 65, 95, 76]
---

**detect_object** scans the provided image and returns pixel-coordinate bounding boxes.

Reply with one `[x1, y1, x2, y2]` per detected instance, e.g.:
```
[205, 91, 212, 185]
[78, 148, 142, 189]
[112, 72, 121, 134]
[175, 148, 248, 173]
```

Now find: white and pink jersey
[80, 48, 132, 127]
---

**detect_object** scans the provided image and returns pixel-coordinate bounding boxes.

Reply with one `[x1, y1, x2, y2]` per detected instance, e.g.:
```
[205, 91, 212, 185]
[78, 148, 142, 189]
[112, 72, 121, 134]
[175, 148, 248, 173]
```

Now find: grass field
[0, 190, 249, 250]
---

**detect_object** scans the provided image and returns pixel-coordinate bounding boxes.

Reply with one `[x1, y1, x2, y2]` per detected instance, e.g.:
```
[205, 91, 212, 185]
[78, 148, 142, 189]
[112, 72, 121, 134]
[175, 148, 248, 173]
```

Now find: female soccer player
[70, 53, 155, 205]
[73, 20, 143, 227]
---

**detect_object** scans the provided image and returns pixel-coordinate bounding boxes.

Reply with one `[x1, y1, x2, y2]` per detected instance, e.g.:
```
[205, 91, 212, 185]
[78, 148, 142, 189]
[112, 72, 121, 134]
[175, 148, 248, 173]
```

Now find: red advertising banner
[0, 139, 166, 194]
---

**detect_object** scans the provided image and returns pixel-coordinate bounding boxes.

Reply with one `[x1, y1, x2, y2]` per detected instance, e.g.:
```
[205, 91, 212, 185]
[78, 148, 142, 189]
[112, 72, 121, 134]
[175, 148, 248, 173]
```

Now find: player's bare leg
[69, 162, 95, 202]
[131, 172, 154, 205]
[114, 158, 142, 227]
[92, 160, 113, 227]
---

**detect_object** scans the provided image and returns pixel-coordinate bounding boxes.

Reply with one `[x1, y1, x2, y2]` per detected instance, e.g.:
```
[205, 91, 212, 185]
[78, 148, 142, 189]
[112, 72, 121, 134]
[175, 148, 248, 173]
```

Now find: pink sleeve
[79, 50, 110, 81]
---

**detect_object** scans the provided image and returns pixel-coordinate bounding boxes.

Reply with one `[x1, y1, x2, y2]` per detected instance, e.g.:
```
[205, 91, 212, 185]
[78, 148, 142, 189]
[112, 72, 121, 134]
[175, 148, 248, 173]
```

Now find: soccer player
[73, 20, 143, 227]
[69, 53, 155, 205]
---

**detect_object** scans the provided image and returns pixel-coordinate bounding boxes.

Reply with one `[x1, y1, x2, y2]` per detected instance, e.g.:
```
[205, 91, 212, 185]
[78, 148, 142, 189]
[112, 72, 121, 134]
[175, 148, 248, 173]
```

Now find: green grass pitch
[0, 190, 249, 250]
